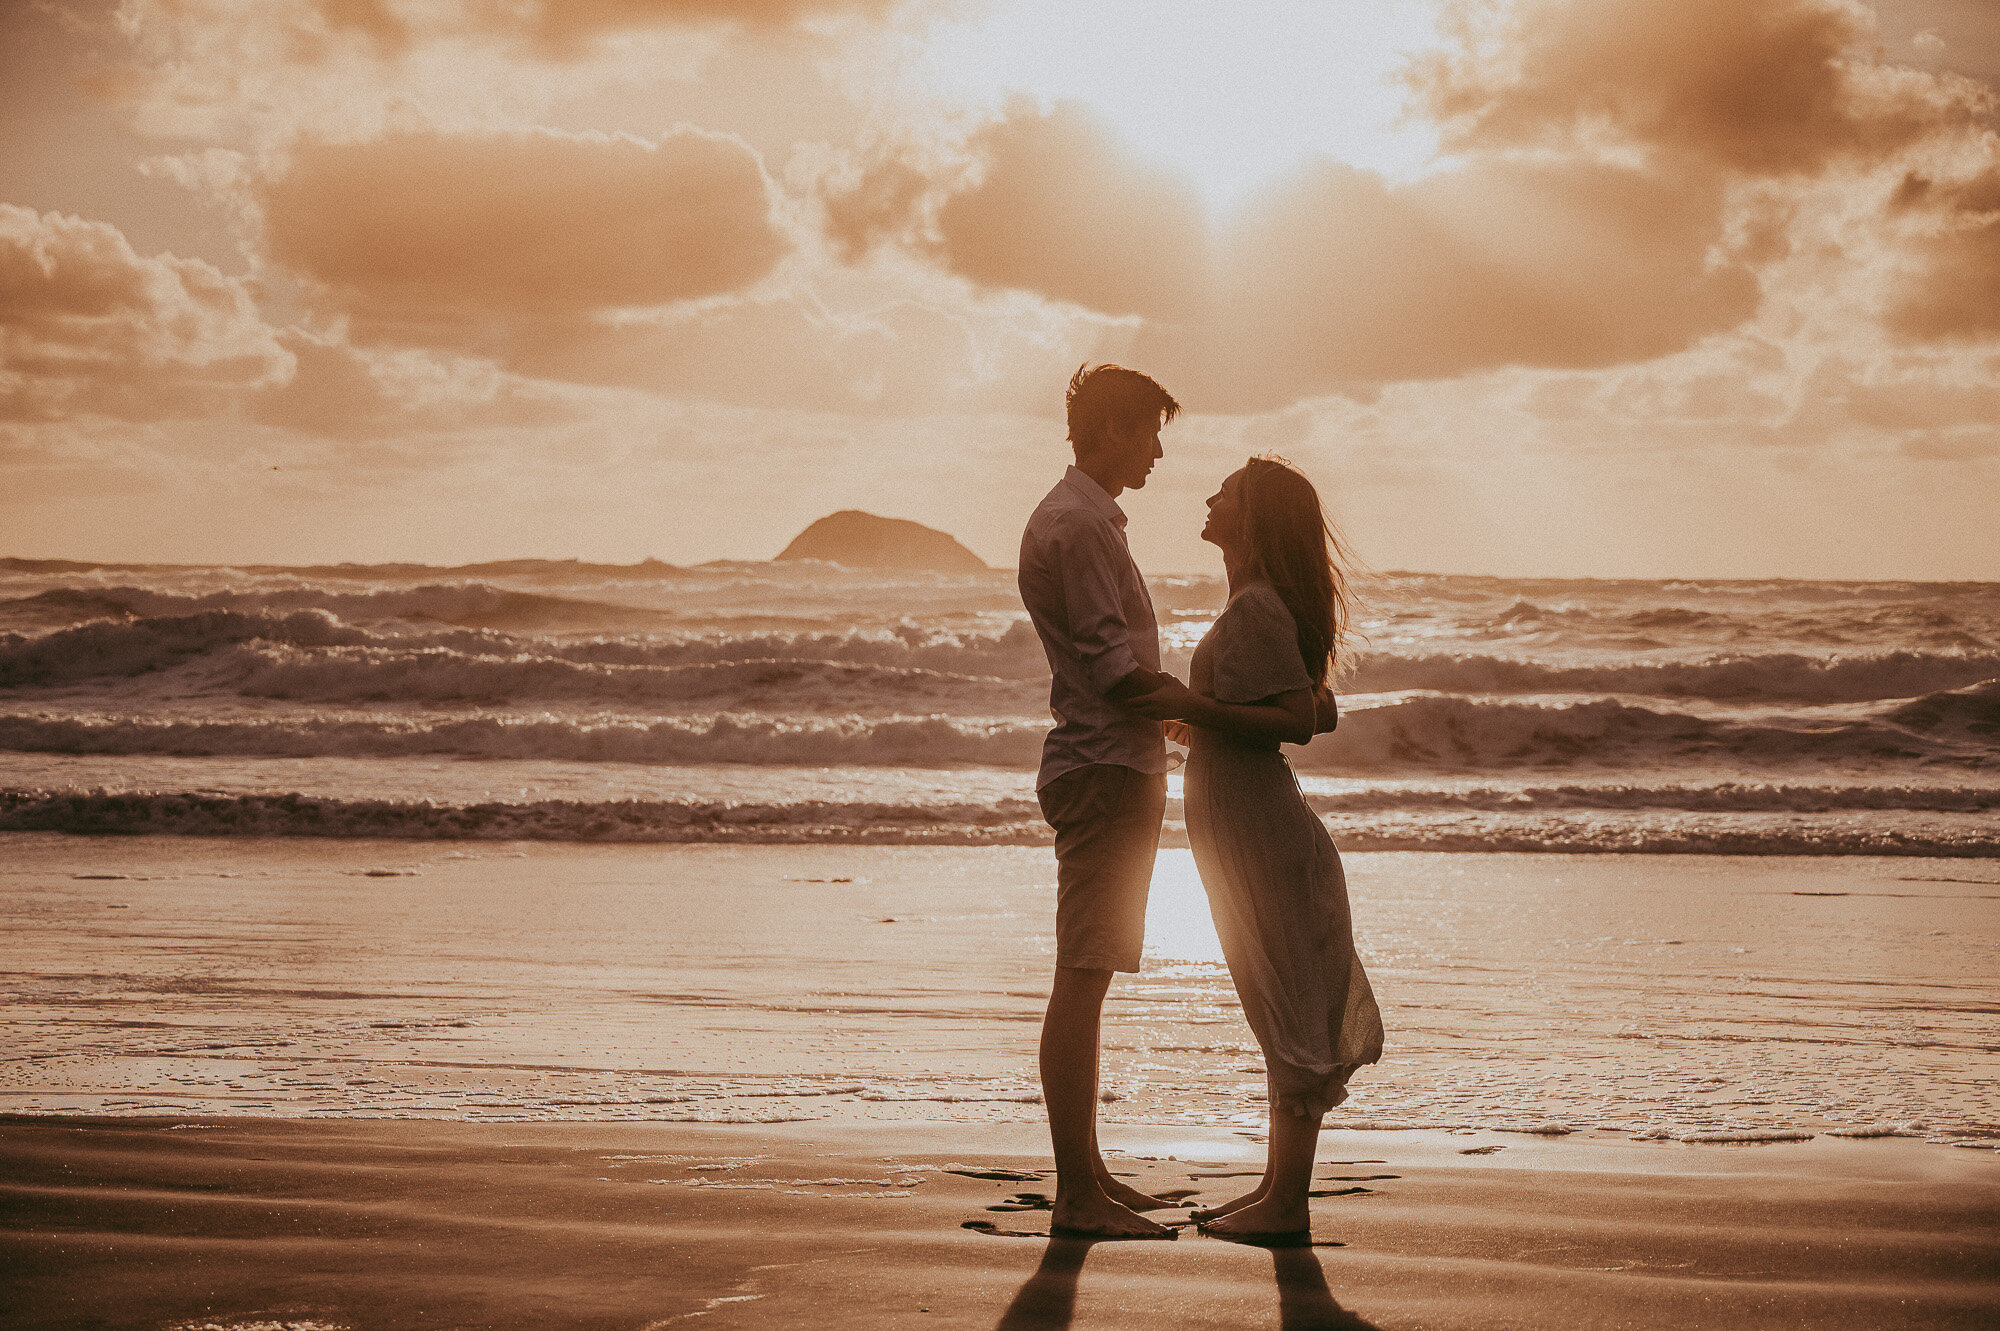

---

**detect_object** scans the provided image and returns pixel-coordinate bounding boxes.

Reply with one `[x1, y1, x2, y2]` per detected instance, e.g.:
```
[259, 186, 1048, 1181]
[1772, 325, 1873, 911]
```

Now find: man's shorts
[1037, 763, 1168, 973]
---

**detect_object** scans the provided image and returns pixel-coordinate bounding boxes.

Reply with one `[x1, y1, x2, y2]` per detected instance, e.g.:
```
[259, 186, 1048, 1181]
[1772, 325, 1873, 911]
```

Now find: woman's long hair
[1238, 455, 1355, 688]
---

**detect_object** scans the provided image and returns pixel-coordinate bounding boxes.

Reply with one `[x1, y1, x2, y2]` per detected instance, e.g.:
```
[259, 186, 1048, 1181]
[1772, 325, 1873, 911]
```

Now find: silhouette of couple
[1019, 364, 1385, 1245]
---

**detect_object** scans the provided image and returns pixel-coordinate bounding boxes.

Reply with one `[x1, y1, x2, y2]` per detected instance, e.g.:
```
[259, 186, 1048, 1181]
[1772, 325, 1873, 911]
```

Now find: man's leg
[1041, 965, 1170, 1237]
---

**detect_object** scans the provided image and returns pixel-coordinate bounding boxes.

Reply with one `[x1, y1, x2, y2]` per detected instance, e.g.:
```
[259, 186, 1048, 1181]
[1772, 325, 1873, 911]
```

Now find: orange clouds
[1407, 0, 1984, 173]
[261, 126, 788, 345]
[811, 2, 1994, 412]
[1889, 164, 2000, 340]
[934, 103, 1210, 322]
[313, 0, 904, 53]
[139, 0, 901, 65]
[846, 101, 1757, 407]
[1174, 155, 1757, 404]
[483, 0, 905, 52]
[0, 205, 287, 421]
[252, 329, 588, 438]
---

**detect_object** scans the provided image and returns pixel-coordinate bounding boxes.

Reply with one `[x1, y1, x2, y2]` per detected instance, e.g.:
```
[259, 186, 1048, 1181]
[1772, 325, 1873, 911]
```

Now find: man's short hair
[1065, 364, 1179, 453]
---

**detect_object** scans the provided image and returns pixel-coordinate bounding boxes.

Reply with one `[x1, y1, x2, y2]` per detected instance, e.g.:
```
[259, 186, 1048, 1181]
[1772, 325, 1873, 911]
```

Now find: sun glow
[922, 0, 1446, 209]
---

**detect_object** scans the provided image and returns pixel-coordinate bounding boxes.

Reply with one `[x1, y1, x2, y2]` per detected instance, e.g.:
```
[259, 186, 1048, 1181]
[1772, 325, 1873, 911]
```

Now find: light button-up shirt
[1017, 467, 1168, 789]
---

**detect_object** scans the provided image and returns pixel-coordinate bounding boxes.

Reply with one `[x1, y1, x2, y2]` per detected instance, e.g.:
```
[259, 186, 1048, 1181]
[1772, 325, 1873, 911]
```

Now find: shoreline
[4, 1115, 1996, 1330]
[4, 808, 1998, 855]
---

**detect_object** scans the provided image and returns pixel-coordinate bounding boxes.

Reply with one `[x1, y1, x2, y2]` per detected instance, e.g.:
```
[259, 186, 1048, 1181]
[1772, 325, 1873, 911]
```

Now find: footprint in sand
[1307, 1186, 1378, 1198]
[987, 1192, 1052, 1212]
[963, 1220, 1046, 1238]
[1458, 1145, 1506, 1155]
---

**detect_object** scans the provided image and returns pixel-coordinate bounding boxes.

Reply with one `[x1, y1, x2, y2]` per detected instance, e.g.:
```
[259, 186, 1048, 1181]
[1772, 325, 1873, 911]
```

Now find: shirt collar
[1063, 465, 1128, 529]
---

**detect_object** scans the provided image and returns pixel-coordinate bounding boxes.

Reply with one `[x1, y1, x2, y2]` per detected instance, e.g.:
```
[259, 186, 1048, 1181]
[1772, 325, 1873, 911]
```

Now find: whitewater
[2, 556, 1995, 855]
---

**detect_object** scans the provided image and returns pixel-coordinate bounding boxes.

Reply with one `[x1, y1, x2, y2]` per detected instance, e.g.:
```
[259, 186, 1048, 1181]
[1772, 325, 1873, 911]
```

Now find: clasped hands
[1117, 669, 1337, 738]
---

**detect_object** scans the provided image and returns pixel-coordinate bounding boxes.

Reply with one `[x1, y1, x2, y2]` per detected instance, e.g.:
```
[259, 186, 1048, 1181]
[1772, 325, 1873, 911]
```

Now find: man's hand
[1311, 682, 1339, 736]
[1163, 719, 1192, 746]
[1123, 675, 1201, 721]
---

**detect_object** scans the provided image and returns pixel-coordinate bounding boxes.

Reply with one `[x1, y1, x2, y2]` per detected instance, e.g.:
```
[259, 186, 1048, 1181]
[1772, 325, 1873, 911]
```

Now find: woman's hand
[1311, 682, 1338, 735]
[1163, 720, 1192, 746]
[1123, 676, 1203, 721]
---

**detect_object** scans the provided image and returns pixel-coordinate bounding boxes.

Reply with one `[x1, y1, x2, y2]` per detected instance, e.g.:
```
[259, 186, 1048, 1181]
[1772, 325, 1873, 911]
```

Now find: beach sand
[4, 1115, 1996, 1330]
[7, 836, 1998, 1326]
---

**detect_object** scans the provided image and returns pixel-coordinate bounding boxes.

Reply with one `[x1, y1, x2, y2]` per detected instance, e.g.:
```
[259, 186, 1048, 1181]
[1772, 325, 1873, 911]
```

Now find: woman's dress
[1184, 582, 1384, 1118]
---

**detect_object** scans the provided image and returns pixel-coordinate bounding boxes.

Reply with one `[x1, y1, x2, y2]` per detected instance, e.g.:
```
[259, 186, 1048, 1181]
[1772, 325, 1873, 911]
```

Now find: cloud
[251, 328, 591, 437]
[846, 101, 1758, 408]
[1152, 153, 1758, 406]
[128, 0, 902, 66]
[1886, 161, 2000, 340]
[259, 125, 789, 347]
[1406, 0, 1988, 174]
[931, 101, 1210, 322]
[0, 203, 288, 421]
[309, 0, 906, 56]
[808, 5, 2000, 411]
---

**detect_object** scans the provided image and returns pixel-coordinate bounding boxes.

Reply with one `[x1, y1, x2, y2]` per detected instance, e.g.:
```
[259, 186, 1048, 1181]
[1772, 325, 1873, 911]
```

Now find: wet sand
[4, 1116, 1996, 1330]
[9, 835, 1999, 1142]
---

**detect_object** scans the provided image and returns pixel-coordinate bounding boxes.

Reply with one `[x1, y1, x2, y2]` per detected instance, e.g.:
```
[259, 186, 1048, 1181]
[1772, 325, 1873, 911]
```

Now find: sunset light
[921, 0, 1446, 204]
[3, 3, 1999, 1320]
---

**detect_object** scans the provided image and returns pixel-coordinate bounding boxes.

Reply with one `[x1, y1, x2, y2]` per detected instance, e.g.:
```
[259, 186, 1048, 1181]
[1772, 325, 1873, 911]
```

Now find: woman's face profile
[1202, 469, 1247, 552]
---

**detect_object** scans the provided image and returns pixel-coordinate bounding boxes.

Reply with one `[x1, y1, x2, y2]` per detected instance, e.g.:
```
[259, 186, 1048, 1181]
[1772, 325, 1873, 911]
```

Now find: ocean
[2, 557, 1995, 853]
[4, 557, 1996, 1144]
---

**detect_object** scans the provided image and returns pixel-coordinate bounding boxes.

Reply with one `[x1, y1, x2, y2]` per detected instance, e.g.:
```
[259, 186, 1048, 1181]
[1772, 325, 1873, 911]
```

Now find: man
[1017, 363, 1185, 1239]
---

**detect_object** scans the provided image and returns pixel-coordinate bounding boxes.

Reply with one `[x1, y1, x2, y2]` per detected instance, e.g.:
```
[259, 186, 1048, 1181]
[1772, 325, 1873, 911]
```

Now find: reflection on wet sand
[994, 1235, 1383, 1331]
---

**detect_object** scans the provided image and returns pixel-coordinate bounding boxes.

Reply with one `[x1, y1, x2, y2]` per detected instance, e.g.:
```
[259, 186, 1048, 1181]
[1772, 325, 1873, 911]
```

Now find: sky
[2, 0, 1997, 578]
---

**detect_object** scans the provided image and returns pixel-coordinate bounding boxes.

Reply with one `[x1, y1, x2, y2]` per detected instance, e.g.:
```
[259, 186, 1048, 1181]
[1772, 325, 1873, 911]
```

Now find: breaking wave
[1342, 649, 2000, 703]
[0, 583, 677, 633]
[2, 681, 1993, 771]
[6, 610, 1995, 712]
[0, 712, 1047, 766]
[0, 611, 1052, 690]
[1296, 684, 1998, 771]
[1301, 782, 2000, 813]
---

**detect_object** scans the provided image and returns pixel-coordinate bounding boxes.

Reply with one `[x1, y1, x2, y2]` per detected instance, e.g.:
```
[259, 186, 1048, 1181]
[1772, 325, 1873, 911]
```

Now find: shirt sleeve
[1050, 511, 1144, 694]
[1210, 585, 1313, 703]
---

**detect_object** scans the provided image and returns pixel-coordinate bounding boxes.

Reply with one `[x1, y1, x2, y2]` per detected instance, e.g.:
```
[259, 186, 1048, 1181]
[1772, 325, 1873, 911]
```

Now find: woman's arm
[1188, 687, 1316, 746]
[1126, 678, 1315, 746]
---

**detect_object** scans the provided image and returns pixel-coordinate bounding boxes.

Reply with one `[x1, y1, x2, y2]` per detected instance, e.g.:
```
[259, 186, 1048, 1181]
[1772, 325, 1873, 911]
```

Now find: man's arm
[1107, 666, 1173, 702]
[1055, 515, 1153, 699]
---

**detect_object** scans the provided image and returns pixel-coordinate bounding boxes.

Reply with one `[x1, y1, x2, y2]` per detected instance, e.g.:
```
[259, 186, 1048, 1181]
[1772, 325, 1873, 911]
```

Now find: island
[775, 510, 988, 573]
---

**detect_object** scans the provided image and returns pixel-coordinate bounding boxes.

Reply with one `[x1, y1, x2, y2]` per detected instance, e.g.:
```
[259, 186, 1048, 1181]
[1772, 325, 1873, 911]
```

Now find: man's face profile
[1100, 415, 1164, 492]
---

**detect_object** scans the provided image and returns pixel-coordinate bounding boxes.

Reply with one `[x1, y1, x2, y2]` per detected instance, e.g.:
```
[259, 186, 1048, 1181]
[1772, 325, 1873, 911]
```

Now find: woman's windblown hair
[1238, 455, 1354, 688]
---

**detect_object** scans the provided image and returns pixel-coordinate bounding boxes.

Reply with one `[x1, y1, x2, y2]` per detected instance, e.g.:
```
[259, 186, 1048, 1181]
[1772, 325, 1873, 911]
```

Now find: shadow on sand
[994, 1236, 1382, 1330]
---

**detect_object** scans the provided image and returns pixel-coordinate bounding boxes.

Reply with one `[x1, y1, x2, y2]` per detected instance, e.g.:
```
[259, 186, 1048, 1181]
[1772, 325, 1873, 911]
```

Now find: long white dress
[1185, 582, 1384, 1118]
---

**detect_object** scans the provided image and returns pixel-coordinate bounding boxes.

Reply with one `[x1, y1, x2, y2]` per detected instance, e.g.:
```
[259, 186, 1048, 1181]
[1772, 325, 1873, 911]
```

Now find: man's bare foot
[1097, 1173, 1177, 1213]
[1189, 1182, 1270, 1222]
[1050, 1189, 1176, 1239]
[1198, 1194, 1308, 1237]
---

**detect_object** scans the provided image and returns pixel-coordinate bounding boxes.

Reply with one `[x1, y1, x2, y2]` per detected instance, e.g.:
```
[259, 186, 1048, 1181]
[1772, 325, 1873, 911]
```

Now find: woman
[1131, 456, 1384, 1245]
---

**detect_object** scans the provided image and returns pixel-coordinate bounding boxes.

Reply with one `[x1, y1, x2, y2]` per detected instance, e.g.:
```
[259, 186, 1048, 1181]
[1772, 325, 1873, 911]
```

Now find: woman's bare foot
[1050, 1189, 1177, 1239]
[1189, 1180, 1271, 1222]
[1097, 1172, 1177, 1213]
[1199, 1194, 1308, 1237]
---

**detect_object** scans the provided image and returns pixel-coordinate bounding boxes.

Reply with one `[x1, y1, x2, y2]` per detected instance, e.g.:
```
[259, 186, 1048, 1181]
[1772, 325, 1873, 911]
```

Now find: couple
[1018, 364, 1384, 1245]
